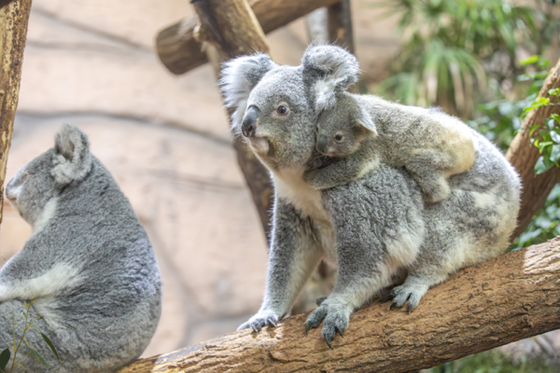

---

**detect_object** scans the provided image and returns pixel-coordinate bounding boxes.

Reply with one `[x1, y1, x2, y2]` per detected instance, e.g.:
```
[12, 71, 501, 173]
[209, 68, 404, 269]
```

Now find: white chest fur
[273, 168, 336, 262]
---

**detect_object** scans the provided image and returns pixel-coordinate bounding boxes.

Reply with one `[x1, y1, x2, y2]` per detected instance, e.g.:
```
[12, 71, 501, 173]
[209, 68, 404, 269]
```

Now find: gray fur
[221, 45, 520, 346]
[1, 124, 161, 372]
[305, 86, 476, 204]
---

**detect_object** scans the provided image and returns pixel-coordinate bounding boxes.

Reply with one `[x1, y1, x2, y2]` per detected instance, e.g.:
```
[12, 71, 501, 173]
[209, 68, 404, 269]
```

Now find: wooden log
[155, 0, 342, 75]
[505, 58, 560, 239]
[327, 0, 354, 54]
[0, 0, 32, 225]
[191, 0, 273, 235]
[119, 236, 560, 372]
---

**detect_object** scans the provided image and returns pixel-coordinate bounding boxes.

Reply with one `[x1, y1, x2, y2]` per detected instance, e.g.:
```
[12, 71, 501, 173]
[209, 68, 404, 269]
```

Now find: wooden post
[156, 0, 343, 75]
[119, 237, 560, 372]
[327, 0, 354, 54]
[505, 58, 560, 239]
[0, 0, 32, 225]
[191, 0, 273, 236]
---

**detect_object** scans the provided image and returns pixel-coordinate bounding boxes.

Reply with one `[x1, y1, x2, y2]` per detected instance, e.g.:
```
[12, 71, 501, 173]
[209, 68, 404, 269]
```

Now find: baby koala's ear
[302, 44, 360, 115]
[220, 54, 277, 129]
[355, 106, 377, 138]
[52, 124, 93, 186]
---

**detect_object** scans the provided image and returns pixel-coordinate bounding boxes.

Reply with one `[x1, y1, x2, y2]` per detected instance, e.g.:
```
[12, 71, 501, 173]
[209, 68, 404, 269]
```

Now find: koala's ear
[355, 106, 377, 137]
[52, 124, 93, 186]
[220, 54, 277, 129]
[302, 45, 360, 114]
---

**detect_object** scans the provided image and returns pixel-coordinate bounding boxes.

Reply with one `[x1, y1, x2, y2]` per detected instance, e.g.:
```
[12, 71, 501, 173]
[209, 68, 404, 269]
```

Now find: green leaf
[548, 88, 560, 96]
[520, 55, 540, 65]
[41, 332, 59, 361]
[535, 156, 554, 175]
[28, 347, 49, 368]
[550, 145, 560, 164]
[529, 124, 542, 136]
[0, 348, 10, 371]
[551, 131, 560, 144]
[551, 113, 560, 124]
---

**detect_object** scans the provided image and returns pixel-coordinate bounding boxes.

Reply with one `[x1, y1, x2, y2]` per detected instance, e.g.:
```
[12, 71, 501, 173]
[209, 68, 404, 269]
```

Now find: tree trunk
[505, 58, 560, 239]
[0, 0, 32, 225]
[191, 0, 274, 236]
[155, 0, 343, 75]
[119, 236, 560, 372]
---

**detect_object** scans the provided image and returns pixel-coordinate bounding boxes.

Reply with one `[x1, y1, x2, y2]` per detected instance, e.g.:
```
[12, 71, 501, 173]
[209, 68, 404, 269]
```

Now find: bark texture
[0, 0, 32, 224]
[327, 0, 354, 54]
[119, 237, 560, 372]
[192, 0, 273, 235]
[506, 58, 560, 239]
[155, 0, 342, 75]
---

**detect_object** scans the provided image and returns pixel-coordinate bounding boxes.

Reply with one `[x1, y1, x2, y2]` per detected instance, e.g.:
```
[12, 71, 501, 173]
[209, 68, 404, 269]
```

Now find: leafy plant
[375, 0, 543, 116]
[0, 300, 60, 373]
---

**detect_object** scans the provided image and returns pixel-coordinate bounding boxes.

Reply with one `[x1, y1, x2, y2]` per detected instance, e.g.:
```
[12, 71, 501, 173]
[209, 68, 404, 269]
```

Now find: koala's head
[221, 45, 360, 171]
[5, 124, 92, 227]
[316, 94, 377, 157]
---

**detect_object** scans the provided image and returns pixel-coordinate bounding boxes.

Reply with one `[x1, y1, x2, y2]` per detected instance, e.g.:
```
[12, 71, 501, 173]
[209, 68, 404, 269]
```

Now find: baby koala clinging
[305, 92, 476, 203]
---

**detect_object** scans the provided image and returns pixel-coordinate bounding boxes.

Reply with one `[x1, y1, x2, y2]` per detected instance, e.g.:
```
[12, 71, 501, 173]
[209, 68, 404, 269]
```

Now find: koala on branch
[221, 45, 520, 348]
[0, 125, 161, 372]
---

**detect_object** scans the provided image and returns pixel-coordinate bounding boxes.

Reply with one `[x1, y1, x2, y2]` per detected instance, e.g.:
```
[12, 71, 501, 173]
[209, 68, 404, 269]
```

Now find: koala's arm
[238, 197, 323, 332]
[0, 247, 76, 302]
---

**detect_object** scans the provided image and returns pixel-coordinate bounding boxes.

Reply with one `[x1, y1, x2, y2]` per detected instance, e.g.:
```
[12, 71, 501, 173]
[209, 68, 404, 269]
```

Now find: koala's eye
[276, 104, 289, 116]
[334, 134, 343, 141]
[21, 172, 29, 182]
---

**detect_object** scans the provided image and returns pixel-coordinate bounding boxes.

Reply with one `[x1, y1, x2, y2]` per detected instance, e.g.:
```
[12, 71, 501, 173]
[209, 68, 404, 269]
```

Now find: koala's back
[355, 94, 475, 174]
[2, 158, 161, 372]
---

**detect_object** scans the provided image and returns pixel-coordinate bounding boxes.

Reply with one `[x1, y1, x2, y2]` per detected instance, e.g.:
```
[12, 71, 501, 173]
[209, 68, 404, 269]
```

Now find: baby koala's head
[5, 124, 92, 228]
[315, 95, 377, 158]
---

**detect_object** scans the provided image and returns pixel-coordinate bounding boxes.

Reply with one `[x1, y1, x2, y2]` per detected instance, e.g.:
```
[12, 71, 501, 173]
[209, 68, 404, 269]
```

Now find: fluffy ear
[220, 54, 277, 131]
[355, 106, 377, 137]
[52, 124, 93, 185]
[302, 44, 360, 115]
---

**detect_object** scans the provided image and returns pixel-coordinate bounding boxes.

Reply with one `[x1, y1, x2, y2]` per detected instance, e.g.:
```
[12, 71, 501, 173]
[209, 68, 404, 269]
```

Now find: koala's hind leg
[406, 149, 455, 204]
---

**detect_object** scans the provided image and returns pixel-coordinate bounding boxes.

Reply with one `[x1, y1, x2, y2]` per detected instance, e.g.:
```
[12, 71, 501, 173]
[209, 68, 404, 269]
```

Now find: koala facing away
[305, 85, 476, 204]
[0, 124, 161, 373]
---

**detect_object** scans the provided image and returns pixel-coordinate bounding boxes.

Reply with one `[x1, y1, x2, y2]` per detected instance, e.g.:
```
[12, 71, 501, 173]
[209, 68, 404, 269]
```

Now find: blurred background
[0, 0, 559, 371]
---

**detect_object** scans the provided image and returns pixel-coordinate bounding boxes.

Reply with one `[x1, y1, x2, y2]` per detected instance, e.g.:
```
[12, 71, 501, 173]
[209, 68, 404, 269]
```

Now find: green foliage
[427, 348, 560, 372]
[0, 300, 60, 373]
[375, 0, 543, 116]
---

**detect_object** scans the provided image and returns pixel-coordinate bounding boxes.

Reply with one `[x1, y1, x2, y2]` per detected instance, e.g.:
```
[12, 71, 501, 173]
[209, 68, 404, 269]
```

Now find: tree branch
[506, 57, 560, 239]
[119, 237, 560, 372]
[0, 0, 32, 225]
[155, 0, 343, 75]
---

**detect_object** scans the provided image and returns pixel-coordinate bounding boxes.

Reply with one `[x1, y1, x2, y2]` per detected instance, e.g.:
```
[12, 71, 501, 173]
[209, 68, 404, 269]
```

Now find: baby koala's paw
[237, 309, 279, 333]
[420, 178, 451, 204]
[387, 282, 429, 313]
[305, 299, 350, 349]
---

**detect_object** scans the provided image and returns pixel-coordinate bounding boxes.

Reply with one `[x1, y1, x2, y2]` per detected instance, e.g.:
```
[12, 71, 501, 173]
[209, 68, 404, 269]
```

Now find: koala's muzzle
[242, 106, 260, 137]
[317, 135, 329, 153]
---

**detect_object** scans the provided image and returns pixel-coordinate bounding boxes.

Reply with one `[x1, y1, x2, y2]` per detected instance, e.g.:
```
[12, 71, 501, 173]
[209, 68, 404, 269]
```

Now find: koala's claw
[238, 311, 279, 333]
[389, 282, 429, 312]
[305, 301, 349, 349]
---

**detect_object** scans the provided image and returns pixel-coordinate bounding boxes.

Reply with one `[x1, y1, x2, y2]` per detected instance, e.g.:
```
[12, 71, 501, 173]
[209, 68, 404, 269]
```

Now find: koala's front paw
[387, 282, 429, 312]
[237, 309, 279, 333]
[305, 300, 350, 349]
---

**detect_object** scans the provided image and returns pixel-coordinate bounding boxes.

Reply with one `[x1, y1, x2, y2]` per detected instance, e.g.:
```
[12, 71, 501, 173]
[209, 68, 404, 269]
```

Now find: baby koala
[304, 92, 475, 203]
[0, 124, 161, 372]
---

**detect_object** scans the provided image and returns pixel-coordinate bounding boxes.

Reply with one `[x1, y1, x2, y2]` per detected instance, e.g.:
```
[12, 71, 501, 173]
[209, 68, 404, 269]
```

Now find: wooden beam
[505, 58, 560, 239]
[191, 0, 273, 236]
[0, 0, 32, 225]
[155, 0, 342, 75]
[327, 0, 354, 54]
[120, 237, 560, 372]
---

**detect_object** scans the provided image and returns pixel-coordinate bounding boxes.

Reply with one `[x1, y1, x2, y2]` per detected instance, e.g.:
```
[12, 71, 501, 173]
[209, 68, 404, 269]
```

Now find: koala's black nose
[241, 106, 260, 137]
[317, 135, 329, 153]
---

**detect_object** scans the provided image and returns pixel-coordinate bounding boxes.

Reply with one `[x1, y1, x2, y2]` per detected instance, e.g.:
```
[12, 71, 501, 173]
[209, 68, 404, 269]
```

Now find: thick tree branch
[119, 237, 560, 372]
[506, 58, 560, 239]
[0, 0, 32, 225]
[192, 0, 273, 235]
[155, 0, 342, 75]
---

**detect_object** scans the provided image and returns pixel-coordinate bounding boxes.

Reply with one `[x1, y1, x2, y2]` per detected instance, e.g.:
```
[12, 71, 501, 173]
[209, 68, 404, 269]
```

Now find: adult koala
[222, 45, 520, 347]
[1, 125, 161, 372]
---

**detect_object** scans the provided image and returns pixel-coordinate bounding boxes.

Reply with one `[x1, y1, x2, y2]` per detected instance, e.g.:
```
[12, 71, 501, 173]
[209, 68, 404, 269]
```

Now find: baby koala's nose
[317, 135, 329, 153]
